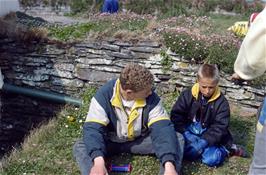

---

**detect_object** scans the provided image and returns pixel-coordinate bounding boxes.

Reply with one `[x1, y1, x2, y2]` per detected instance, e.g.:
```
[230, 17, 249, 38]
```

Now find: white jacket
[234, 7, 266, 80]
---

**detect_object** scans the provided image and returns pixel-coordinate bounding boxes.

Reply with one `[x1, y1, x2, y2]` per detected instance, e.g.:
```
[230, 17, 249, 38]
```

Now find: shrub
[160, 50, 173, 72]
[206, 43, 238, 74]
[69, 0, 101, 14]
[163, 25, 240, 73]
[118, 18, 148, 31]
[164, 31, 208, 62]
[124, 0, 190, 17]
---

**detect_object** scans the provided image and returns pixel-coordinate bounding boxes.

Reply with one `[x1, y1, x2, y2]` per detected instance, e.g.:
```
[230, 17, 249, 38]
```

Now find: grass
[0, 88, 257, 175]
[209, 14, 247, 35]
[48, 11, 246, 41]
[48, 17, 148, 41]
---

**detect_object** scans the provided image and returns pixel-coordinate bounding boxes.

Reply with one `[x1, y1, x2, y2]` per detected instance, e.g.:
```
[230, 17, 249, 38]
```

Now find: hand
[230, 73, 245, 85]
[90, 157, 108, 175]
[230, 73, 241, 81]
[164, 161, 178, 175]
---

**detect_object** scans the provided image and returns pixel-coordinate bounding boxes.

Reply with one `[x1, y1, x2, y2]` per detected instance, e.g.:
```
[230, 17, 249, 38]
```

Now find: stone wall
[0, 38, 265, 157]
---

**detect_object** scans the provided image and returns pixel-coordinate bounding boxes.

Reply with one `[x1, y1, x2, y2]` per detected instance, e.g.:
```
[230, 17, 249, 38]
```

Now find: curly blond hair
[120, 63, 154, 92]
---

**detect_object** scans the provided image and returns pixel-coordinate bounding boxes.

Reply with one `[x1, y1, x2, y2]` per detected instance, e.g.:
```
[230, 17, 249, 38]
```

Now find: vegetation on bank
[0, 88, 256, 175]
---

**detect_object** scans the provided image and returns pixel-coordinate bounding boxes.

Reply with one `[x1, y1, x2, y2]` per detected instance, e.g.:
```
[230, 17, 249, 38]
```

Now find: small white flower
[65, 125, 69, 128]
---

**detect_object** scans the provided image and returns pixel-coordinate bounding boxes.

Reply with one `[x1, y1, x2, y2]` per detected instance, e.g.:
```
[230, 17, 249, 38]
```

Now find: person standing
[101, 0, 119, 13]
[231, 3, 266, 175]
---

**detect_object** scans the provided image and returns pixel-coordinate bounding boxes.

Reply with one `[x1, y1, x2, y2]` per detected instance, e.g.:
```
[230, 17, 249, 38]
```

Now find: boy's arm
[148, 100, 181, 172]
[83, 97, 110, 162]
[83, 122, 107, 161]
[170, 90, 190, 133]
[234, 7, 266, 80]
[201, 98, 230, 146]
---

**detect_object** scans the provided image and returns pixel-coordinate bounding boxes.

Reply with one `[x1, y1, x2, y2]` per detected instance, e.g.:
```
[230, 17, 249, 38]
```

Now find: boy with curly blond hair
[73, 63, 183, 175]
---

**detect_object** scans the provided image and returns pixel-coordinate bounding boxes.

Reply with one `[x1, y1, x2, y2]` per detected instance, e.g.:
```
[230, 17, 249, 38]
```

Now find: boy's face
[198, 78, 218, 98]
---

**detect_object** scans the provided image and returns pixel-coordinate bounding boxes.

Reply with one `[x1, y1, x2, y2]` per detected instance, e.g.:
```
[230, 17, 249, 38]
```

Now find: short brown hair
[120, 64, 154, 92]
[197, 64, 220, 83]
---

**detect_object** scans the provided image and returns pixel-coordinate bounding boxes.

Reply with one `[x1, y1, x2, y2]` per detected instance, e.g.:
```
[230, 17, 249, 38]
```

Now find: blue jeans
[73, 133, 184, 175]
[101, 0, 119, 13]
[248, 98, 266, 175]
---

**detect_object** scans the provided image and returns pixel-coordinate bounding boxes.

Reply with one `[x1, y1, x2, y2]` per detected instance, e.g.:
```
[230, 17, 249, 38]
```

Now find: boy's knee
[73, 139, 87, 157]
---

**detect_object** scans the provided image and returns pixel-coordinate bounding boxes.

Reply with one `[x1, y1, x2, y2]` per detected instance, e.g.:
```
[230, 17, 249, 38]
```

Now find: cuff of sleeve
[161, 154, 176, 165]
[91, 150, 104, 160]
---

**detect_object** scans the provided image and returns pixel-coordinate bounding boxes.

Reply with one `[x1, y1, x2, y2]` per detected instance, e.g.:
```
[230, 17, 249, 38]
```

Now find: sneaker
[229, 144, 250, 158]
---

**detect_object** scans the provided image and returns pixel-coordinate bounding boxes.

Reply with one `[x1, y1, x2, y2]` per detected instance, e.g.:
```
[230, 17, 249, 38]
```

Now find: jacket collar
[191, 83, 221, 103]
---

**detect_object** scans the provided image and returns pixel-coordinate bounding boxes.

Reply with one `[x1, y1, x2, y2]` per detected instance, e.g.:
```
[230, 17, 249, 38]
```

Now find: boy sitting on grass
[171, 64, 248, 167]
[73, 63, 183, 175]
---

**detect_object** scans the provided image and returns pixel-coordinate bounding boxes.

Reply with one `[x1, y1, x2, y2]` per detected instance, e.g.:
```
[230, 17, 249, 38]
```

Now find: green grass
[209, 14, 247, 35]
[0, 89, 256, 175]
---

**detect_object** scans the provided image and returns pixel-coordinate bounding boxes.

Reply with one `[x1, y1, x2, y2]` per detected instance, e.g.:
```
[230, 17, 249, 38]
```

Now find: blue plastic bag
[202, 146, 228, 167]
[187, 121, 207, 136]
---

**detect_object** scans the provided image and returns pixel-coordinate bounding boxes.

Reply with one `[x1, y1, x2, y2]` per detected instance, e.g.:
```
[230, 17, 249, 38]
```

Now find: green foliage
[118, 18, 148, 31]
[203, 0, 234, 12]
[160, 91, 180, 113]
[206, 43, 238, 74]
[250, 75, 266, 88]
[125, 0, 190, 17]
[64, 87, 97, 130]
[164, 33, 208, 62]
[48, 23, 95, 41]
[69, 0, 96, 14]
[233, 2, 264, 17]
[160, 50, 173, 72]
[163, 23, 240, 73]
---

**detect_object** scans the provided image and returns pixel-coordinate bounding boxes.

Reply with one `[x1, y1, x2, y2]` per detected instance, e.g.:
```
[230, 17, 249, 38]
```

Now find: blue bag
[187, 121, 207, 136]
[202, 146, 228, 167]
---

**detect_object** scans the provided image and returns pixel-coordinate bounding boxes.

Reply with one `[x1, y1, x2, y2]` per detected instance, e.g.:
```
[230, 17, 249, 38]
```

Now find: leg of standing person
[248, 99, 266, 175]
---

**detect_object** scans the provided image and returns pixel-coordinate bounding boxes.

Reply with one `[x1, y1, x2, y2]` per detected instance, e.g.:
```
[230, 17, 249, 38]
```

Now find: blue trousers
[101, 0, 119, 13]
[248, 98, 266, 175]
[73, 133, 184, 175]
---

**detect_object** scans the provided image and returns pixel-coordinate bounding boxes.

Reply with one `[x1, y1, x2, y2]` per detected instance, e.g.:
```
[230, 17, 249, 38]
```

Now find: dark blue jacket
[171, 83, 233, 148]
